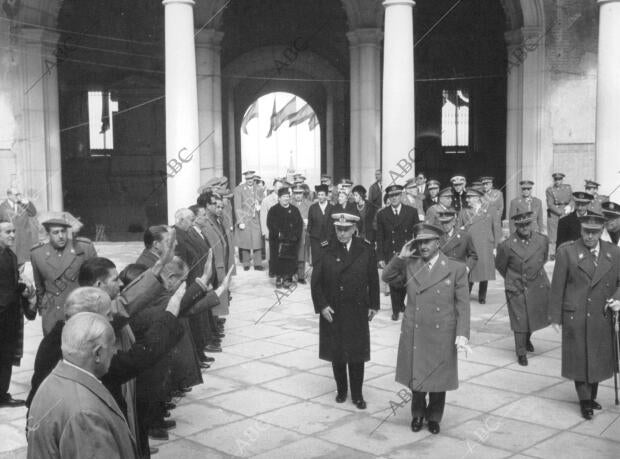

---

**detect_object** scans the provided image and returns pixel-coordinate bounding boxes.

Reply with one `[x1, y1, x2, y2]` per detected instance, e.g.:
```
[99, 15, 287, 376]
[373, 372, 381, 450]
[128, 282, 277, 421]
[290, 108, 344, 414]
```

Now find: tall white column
[196, 28, 224, 182]
[163, 0, 201, 223]
[348, 28, 382, 186]
[595, 0, 620, 196]
[382, 0, 415, 187]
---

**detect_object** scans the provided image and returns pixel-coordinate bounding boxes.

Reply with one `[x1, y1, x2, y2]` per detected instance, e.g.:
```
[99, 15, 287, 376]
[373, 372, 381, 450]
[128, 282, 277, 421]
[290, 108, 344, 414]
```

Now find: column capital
[346, 28, 383, 47]
[162, 0, 195, 6]
[383, 0, 415, 8]
[598, 0, 620, 5]
[195, 28, 224, 49]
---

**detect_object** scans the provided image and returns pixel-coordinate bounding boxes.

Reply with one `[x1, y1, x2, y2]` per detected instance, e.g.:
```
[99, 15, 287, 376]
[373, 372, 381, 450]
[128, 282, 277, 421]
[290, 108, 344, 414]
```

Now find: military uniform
[30, 237, 97, 334]
[546, 182, 573, 256]
[496, 230, 550, 359]
[483, 188, 504, 219]
[509, 196, 544, 233]
[440, 228, 478, 273]
[233, 177, 263, 269]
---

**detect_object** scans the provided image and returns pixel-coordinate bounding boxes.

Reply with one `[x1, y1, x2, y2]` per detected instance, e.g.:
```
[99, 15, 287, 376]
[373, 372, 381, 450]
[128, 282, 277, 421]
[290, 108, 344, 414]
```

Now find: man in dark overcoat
[383, 222, 470, 435]
[311, 213, 379, 410]
[437, 210, 477, 273]
[549, 214, 620, 420]
[0, 218, 33, 408]
[307, 184, 333, 264]
[267, 187, 303, 288]
[496, 212, 550, 366]
[556, 191, 595, 250]
[376, 184, 420, 321]
[30, 217, 97, 335]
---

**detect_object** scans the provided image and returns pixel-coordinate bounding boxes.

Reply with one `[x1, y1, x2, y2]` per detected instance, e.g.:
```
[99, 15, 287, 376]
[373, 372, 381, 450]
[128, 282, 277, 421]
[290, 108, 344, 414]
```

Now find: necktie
[394, 208, 398, 216]
[591, 248, 598, 266]
[342, 243, 348, 253]
[427, 262, 432, 271]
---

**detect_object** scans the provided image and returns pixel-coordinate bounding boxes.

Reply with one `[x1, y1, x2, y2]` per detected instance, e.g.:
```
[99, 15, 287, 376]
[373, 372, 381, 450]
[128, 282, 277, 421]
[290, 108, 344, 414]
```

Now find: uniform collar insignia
[440, 260, 446, 266]
[513, 238, 517, 243]
[606, 252, 612, 259]
[336, 258, 341, 262]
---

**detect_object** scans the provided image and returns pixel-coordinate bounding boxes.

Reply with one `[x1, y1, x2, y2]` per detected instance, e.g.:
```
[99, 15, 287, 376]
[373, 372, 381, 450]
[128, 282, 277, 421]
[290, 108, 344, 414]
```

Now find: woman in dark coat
[311, 213, 379, 409]
[352, 185, 377, 243]
[267, 187, 303, 288]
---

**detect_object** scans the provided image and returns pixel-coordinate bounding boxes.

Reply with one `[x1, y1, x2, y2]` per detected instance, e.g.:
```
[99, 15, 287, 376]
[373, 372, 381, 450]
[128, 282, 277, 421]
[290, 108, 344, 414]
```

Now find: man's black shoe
[164, 402, 176, 411]
[335, 393, 347, 403]
[200, 362, 211, 369]
[152, 419, 176, 430]
[526, 341, 535, 352]
[254, 266, 264, 271]
[150, 446, 159, 455]
[0, 396, 26, 408]
[243, 266, 250, 271]
[479, 299, 486, 304]
[276, 278, 283, 288]
[591, 400, 602, 410]
[411, 417, 423, 432]
[148, 428, 169, 441]
[298, 279, 307, 284]
[214, 331, 226, 338]
[204, 356, 215, 363]
[428, 421, 440, 434]
[353, 399, 367, 410]
[205, 344, 222, 353]
[580, 400, 593, 420]
[391, 313, 399, 321]
[518, 355, 528, 366]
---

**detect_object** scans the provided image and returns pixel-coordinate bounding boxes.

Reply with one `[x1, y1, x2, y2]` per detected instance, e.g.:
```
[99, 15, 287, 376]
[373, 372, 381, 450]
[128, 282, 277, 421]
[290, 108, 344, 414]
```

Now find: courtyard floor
[1, 242, 619, 458]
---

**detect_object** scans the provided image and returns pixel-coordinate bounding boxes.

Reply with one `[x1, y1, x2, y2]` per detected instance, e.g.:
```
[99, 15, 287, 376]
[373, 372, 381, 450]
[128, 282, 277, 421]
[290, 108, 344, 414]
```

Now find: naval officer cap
[278, 187, 291, 197]
[314, 184, 329, 193]
[332, 213, 360, 228]
[573, 191, 594, 203]
[450, 175, 466, 185]
[42, 217, 72, 229]
[511, 211, 535, 226]
[602, 201, 620, 219]
[412, 222, 444, 241]
[579, 214, 606, 230]
[385, 184, 404, 197]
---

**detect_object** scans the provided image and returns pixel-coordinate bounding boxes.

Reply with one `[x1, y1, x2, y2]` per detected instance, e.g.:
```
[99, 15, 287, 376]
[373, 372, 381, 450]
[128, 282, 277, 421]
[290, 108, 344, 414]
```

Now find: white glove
[605, 299, 620, 312]
[563, 205, 571, 215]
[238, 223, 246, 230]
[455, 336, 472, 357]
[321, 306, 335, 323]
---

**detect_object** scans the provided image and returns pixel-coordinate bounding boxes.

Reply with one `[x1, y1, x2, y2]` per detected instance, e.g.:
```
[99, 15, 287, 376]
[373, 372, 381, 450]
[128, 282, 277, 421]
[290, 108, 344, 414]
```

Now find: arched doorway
[240, 92, 321, 185]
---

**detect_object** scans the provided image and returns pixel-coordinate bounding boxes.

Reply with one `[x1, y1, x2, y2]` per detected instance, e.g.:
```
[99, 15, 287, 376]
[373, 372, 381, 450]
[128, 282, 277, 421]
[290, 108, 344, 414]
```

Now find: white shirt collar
[344, 239, 352, 251]
[63, 359, 101, 383]
[427, 252, 440, 270]
[392, 203, 402, 214]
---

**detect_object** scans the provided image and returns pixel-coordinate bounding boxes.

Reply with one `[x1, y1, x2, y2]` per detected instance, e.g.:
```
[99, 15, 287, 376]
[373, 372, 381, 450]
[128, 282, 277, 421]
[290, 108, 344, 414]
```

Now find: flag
[267, 96, 296, 137]
[100, 91, 110, 134]
[241, 101, 258, 134]
[287, 104, 314, 127]
[308, 112, 319, 131]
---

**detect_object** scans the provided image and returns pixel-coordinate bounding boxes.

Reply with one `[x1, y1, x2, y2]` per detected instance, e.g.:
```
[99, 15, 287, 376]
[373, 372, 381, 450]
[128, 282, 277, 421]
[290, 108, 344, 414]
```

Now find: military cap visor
[511, 211, 535, 226]
[242, 170, 256, 176]
[466, 188, 483, 197]
[520, 180, 534, 188]
[315, 184, 329, 193]
[413, 223, 444, 241]
[42, 218, 72, 229]
[427, 180, 440, 189]
[450, 175, 466, 184]
[584, 180, 600, 188]
[278, 187, 291, 197]
[437, 210, 457, 222]
[579, 214, 606, 230]
[385, 185, 404, 197]
[332, 213, 360, 227]
[480, 176, 494, 183]
[573, 191, 594, 203]
[602, 201, 620, 218]
[552, 172, 565, 180]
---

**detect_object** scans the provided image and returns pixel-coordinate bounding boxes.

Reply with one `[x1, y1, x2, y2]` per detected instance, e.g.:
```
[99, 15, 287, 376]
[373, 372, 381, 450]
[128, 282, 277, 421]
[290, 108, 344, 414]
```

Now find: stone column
[347, 28, 382, 186]
[326, 83, 334, 178]
[596, 0, 620, 196]
[196, 28, 224, 182]
[382, 0, 415, 187]
[163, 0, 201, 223]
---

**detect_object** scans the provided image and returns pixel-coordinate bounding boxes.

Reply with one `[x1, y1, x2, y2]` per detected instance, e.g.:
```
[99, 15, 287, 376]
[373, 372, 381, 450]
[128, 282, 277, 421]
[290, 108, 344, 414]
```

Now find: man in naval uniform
[556, 191, 595, 250]
[546, 172, 573, 260]
[601, 201, 620, 245]
[30, 218, 97, 335]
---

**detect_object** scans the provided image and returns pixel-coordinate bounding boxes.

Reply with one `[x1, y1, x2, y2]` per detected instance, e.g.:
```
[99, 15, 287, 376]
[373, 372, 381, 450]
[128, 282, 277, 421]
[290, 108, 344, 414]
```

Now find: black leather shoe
[591, 400, 602, 410]
[148, 427, 169, 441]
[214, 331, 226, 338]
[428, 421, 440, 434]
[335, 393, 347, 403]
[170, 390, 184, 398]
[180, 387, 192, 393]
[152, 419, 176, 430]
[205, 344, 222, 353]
[164, 410, 171, 418]
[411, 417, 423, 432]
[243, 266, 250, 271]
[580, 400, 593, 420]
[518, 355, 528, 366]
[164, 402, 176, 411]
[298, 279, 307, 284]
[526, 341, 535, 352]
[254, 266, 265, 271]
[391, 313, 399, 321]
[200, 362, 211, 369]
[150, 446, 159, 455]
[276, 278, 283, 288]
[203, 356, 215, 363]
[479, 299, 486, 304]
[353, 399, 367, 410]
[0, 396, 26, 408]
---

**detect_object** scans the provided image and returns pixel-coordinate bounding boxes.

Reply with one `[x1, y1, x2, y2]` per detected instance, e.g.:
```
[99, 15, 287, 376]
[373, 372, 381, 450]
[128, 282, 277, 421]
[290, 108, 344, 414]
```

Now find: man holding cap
[30, 218, 97, 335]
[376, 184, 420, 320]
[496, 212, 551, 366]
[508, 180, 543, 233]
[266, 186, 303, 289]
[556, 191, 595, 250]
[383, 222, 470, 435]
[550, 214, 620, 419]
[601, 201, 620, 245]
[233, 170, 264, 271]
[546, 172, 574, 259]
[437, 210, 478, 273]
[585, 180, 608, 215]
[311, 213, 379, 410]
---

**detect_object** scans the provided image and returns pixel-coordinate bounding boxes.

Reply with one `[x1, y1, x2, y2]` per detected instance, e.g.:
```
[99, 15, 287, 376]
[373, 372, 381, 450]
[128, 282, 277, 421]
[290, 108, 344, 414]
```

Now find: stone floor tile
[448, 382, 524, 412]
[260, 372, 335, 399]
[170, 402, 244, 437]
[252, 437, 379, 459]
[365, 371, 403, 393]
[491, 396, 583, 430]
[387, 435, 512, 459]
[256, 401, 352, 435]
[211, 360, 293, 385]
[464, 346, 519, 367]
[224, 339, 296, 360]
[312, 384, 397, 415]
[458, 361, 497, 381]
[0, 422, 27, 453]
[187, 418, 303, 457]
[264, 330, 318, 348]
[503, 355, 562, 378]
[467, 331, 508, 347]
[207, 386, 301, 417]
[261, 348, 323, 371]
[153, 439, 231, 458]
[522, 432, 618, 459]
[370, 346, 399, 367]
[467, 368, 561, 394]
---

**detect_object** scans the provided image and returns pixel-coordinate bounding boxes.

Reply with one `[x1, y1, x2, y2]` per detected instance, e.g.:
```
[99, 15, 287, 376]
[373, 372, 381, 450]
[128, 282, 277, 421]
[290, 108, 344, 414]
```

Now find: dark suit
[376, 205, 419, 315]
[0, 246, 26, 401]
[307, 201, 333, 264]
[451, 189, 468, 212]
[556, 211, 595, 250]
[368, 181, 383, 210]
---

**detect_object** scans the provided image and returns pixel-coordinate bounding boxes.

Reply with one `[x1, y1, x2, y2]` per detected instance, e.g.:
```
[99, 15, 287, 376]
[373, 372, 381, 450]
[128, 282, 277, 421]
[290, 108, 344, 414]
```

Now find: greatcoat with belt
[311, 237, 379, 363]
[233, 181, 263, 250]
[30, 237, 97, 334]
[383, 252, 470, 392]
[495, 231, 550, 332]
[549, 239, 620, 382]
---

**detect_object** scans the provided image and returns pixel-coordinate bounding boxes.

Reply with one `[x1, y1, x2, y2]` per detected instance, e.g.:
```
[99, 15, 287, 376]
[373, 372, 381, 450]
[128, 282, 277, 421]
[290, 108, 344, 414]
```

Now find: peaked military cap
[579, 214, 606, 230]
[438, 187, 453, 198]
[466, 188, 483, 197]
[573, 191, 594, 203]
[385, 184, 404, 197]
[42, 217, 72, 229]
[552, 172, 565, 180]
[314, 184, 329, 193]
[584, 179, 600, 189]
[602, 201, 620, 218]
[412, 222, 444, 241]
[437, 209, 457, 222]
[332, 213, 360, 227]
[511, 211, 535, 226]
[520, 180, 534, 188]
[427, 180, 440, 190]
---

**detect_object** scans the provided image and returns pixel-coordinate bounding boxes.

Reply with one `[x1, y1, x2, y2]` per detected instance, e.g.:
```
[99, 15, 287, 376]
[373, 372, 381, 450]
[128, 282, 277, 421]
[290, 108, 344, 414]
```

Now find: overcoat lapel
[509, 237, 537, 262]
[592, 249, 613, 286]
[575, 241, 595, 279]
[411, 253, 450, 293]
[340, 239, 363, 273]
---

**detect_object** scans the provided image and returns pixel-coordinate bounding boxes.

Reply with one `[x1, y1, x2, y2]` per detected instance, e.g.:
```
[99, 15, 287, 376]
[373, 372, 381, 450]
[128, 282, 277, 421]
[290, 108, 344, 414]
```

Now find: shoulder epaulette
[30, 241, 45, 251]
[74, 236, 93, 245]
[320, 240, 329, 247]
[362, 238, 372, 246]
[556, 240, 575, 251]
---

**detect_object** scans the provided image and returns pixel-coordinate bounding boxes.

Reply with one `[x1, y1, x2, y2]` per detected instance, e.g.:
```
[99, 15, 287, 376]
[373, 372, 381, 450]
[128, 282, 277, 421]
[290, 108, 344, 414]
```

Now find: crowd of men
[0, 168, 620, 456]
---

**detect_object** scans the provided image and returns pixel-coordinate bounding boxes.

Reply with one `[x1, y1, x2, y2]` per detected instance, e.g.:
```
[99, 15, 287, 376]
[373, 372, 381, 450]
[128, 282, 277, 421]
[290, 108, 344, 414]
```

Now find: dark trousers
[332, 362, 365, 401]
[469, 281, 488, 301]
[390, 286, 407, 315]
[0, 359, 12, 398]
[514, 331, 532, 356]
[411, 391, 446, 423]
[297, 261, 306, 280]
[239, 248, 263, 267]
[574, 381, 599, 401]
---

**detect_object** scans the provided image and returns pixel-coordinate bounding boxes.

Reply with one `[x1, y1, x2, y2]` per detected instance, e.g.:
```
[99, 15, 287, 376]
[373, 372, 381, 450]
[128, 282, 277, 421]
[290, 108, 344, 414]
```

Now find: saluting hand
[321, 306, 335, 323]
[398, 240, 416, 259]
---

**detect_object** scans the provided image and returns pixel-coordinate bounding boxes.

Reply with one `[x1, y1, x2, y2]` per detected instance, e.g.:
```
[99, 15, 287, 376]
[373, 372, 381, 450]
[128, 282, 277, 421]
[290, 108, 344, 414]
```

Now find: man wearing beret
[601, 201, 620, 246]
[311, 213, 379, 410]
[376, 184, 420, 320]
[585, 180, 609, 215]
[508, 180, 543, 233]
[496, 212, 550, 366]
[550, 214, 620, 420]
[30, 218, 97, 335]
[383, 222, 470, 435]
[556, 191, 595, 250]
[546, 172, 574, 260]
